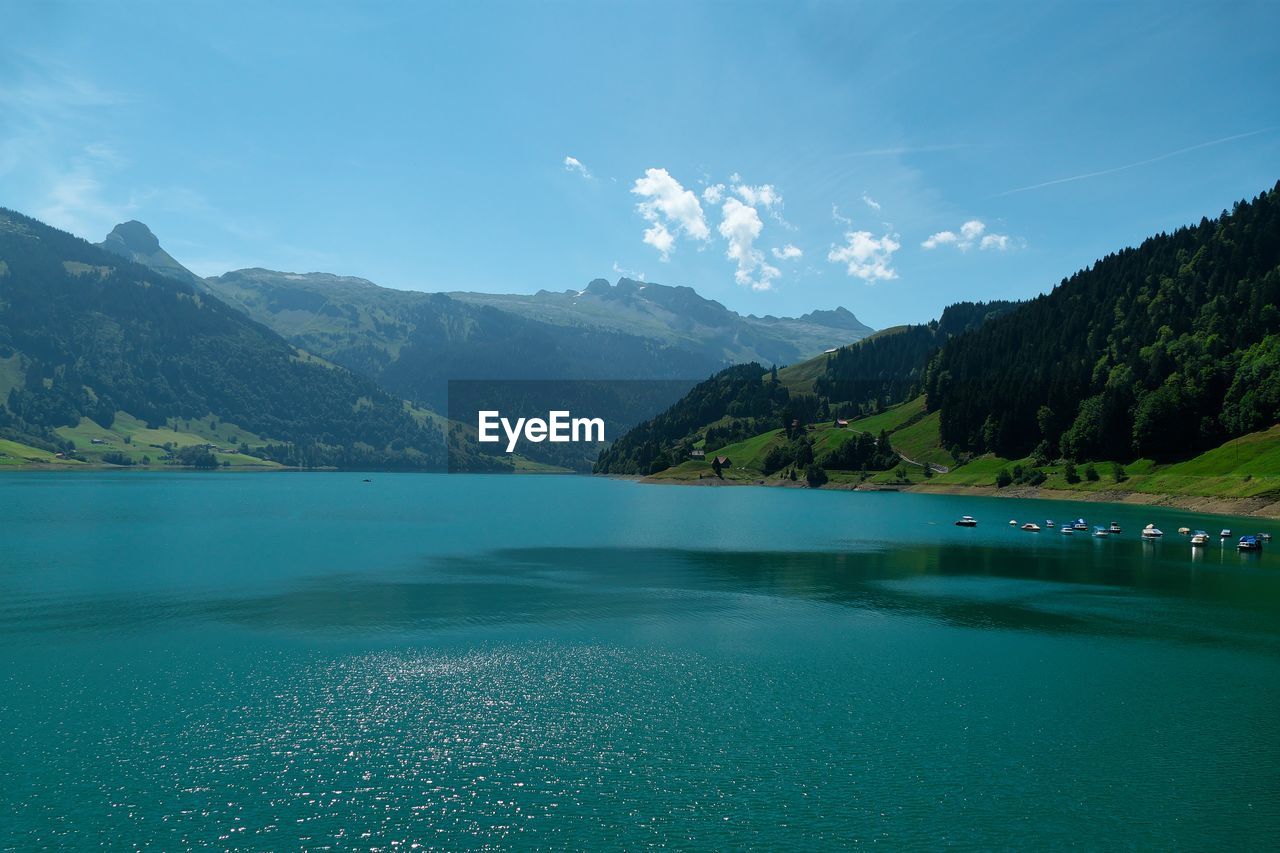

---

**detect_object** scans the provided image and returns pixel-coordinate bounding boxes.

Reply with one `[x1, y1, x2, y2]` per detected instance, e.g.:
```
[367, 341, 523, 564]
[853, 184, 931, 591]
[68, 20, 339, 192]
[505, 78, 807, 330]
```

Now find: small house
[836, 418, 849, 427]
[90, 438, 106, 445]
[715, 455, 731, 467]
[690, 449, 706, 459]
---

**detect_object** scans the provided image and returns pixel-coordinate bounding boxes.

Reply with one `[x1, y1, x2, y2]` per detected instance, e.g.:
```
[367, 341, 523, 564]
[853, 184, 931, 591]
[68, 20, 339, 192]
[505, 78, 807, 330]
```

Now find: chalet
[690, 449, 706, 459]
[90, 438, 107, 445]
[715, 455, 731, 467]
[836, 418, 849, 427]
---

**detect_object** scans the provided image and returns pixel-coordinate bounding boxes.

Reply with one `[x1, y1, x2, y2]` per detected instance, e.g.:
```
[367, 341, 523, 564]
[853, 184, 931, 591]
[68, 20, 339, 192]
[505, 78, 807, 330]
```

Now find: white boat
[1021, 523, 1041, 532]
[1060, 524, 1074, 535]
[1177, 526, 1191, 535]
[1108, 521, 1122, 534]
[1073, 518, 1088, 531]
[1190, 531, 1208, 546]
[1009, 519, 1017, 526]
[1238, 535, 1262, 552]
[1220, 529, 1232, 538]
[955, 516, 977, 527]
[1141, 524, 1163, 539]
[1045, 520, 1056, 528]
[1093, 526, 1110, 538]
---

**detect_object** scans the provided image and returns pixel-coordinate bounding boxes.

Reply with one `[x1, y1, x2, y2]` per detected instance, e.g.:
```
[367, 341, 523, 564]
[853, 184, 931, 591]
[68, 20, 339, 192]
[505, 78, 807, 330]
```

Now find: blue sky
[2, 1, 1277, 328]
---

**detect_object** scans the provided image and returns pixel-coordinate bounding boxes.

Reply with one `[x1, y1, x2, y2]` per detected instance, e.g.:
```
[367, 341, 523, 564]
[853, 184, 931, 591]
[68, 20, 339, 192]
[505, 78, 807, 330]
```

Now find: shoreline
[632, 472, 1280, 520]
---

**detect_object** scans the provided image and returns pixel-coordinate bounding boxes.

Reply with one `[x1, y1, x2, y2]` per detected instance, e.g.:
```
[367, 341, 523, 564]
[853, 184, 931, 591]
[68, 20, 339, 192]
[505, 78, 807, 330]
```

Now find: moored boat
[1093, 526, 1110, 538]
[1141, 524, 1163, 539]
[1177, 526, 1191, 535]
[1238, 535, 1262, 552]
[1045, 519, 1055, 528]
[1060, 524, 1074, 535]
[955, 516, 978, 527]
[1108, 521, 1122, 534]
[1190, 531, 1208, 546]
[1021, 522, 1041, 532]
[1073, 518, 1088, 531]
[1220, 529, 1232, 538]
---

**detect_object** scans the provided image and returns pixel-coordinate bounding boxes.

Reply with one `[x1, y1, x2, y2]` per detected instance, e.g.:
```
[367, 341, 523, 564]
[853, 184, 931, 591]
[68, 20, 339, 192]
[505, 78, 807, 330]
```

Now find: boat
[1190, 531, 1208, 546]
[1141, 525, 1164, 540]
[1093, 526, 1110, 538]
[1177, 526, 1191, 535]
[1263, 533, 1273, 542]
[1108, 521, 1122, 534]
[1021, 523, 1041, 532]
[1073, 518, 1088, 531]
[1220, 529, 1232, 538]
[1238, 535, 1262, 552]
[1009, 519, 1017, 526]
[1045, 520, 1055, 528]
[955, 516, 977, 527]
[1060, 524, 1074, 535]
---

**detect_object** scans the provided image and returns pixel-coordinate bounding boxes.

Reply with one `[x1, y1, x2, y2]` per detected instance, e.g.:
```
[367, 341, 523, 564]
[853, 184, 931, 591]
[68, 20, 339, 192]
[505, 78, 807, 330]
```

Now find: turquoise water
[2, 473, 1279, 848]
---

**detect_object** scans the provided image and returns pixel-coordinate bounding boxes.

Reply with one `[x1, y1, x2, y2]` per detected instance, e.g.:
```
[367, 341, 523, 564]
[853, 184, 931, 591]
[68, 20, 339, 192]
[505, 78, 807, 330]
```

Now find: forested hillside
[0, 208, 444, 469]
[593, 364, 804, 474]
[815, 301, 1015, 413]
[597, 300, 1015, 476]
[927, 181, 1280, 462]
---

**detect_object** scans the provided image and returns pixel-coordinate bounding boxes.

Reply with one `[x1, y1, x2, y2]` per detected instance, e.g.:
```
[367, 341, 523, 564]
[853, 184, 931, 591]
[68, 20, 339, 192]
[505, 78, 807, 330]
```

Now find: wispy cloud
[611, 261, 645, 281]
[563, 155, 592, 179]
[771, 244, 803, 261]
[861, 192, 881, 211]
[995, 129, 1274, 197]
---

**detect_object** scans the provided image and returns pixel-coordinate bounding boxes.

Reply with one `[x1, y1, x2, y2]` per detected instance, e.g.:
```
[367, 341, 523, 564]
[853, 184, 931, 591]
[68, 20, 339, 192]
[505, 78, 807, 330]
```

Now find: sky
[2, 1, 1278, 328]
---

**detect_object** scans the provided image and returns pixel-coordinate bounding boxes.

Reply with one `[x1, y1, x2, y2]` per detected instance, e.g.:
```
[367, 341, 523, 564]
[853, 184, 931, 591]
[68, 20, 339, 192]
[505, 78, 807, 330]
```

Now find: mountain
[97, 220, 208, 291]
[200, 268, 724, 412]
[450, 278, 873, 366]
[0, 208, 445, 469]
[926, 181, 1280, 462]
[100, 222, 874, 418]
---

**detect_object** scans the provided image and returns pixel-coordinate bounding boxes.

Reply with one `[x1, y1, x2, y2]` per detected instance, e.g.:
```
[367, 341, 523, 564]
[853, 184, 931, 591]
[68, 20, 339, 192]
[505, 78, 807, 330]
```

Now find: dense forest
[815, 301, 1016, 413]
[926, 181, 1280, 462]
[0, 209, 445, 469]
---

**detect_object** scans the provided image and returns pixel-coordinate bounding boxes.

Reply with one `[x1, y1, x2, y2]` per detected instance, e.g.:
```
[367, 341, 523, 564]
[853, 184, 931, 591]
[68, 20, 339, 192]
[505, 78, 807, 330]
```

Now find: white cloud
[828, 230, 901, 282]
[631, 167, 710, 260]
[563, 155, 592, 179]
[642, 222, 675, 259]
[733, 181, 781, 208]
[831, 204, 853, 226]
[922, 218, 1014, 251]
[960, 219, 985, 242]
[921, 230, 957, 249]
[718, 197, 780, 291]
[771, 244, 803, 260]
[702, 183, 725, 204]
[861, 192, 881, 211]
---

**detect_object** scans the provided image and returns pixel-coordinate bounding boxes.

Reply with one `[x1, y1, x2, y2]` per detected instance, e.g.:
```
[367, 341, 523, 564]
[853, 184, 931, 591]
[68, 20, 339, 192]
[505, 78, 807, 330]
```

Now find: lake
[2, 472, 1278, 848]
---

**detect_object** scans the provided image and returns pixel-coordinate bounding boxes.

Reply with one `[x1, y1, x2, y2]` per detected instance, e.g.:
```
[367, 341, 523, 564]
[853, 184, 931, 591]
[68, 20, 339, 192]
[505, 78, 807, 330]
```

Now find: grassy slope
[0, 438, 84, 467]
[50, 412, 282, 468]
[926, 424, 1280, 499]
